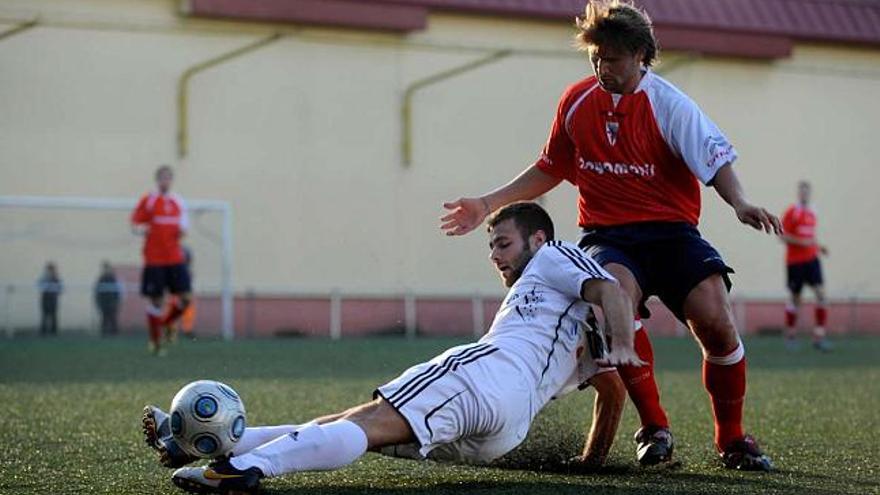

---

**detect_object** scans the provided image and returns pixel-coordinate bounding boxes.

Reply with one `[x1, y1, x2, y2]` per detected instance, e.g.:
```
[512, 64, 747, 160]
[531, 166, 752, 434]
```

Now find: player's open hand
[735, 203, 782, 235]
[597, 346, 646, 367]
[441, 197, 490, 236]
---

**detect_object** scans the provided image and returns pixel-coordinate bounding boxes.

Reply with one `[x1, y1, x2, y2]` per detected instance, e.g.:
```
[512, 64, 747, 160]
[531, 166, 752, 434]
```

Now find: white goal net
[0, 196, 233, 339]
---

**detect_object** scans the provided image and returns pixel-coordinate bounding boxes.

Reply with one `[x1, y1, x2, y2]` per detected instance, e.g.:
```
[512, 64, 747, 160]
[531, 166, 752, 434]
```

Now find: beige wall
[2, 0, 879, 329]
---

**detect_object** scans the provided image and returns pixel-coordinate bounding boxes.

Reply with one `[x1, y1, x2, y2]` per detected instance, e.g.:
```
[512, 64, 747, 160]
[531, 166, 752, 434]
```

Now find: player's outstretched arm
[581, 279, 646, 367]
[711, 164, 782, 234]
[441, 165, 561, 236]
[577, 371, 626, 468]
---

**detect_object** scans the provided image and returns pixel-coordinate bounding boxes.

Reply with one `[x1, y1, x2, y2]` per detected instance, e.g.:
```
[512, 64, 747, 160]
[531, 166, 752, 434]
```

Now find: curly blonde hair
[574, 0, 658, 67]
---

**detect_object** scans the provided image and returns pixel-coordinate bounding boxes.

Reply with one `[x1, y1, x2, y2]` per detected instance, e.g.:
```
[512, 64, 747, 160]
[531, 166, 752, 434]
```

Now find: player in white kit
[149, 202, 644, 495]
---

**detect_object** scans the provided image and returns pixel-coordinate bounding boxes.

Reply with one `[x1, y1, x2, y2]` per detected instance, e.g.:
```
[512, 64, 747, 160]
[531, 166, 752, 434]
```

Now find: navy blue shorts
[578, 222, 733, 323]
[141, 264, 191, 298]
[787, 258, 823, 294]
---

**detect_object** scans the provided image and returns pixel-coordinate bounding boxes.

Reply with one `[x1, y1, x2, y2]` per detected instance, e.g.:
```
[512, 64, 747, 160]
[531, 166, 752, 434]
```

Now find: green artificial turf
[1, 335, 878, 494]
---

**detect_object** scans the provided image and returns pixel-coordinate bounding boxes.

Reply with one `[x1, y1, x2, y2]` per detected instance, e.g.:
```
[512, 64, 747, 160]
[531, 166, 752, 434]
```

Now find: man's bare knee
[814, 286, 826, 304]
[685, 276, 740, 355]
[691, 323, 739, 357]
[176, 293, 192, 307]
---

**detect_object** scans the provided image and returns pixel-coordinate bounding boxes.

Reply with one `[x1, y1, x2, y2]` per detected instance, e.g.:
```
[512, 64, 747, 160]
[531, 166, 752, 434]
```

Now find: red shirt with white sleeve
[535, 70, 737, 228]
[781, 204, 819, 265]
[131, 192, 188, 266]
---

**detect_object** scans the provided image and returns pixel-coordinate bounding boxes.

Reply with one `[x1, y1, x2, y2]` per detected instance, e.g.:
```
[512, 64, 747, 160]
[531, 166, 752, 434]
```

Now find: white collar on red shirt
[605, 68, 653, 105]
[633, 68, 654, 94]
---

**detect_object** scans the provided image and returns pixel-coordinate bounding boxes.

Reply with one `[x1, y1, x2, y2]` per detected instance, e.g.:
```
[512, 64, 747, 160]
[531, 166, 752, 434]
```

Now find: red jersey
[782, 204, 819, 265]
[131, 192, 188, 266]
[535, 71, 737, 228]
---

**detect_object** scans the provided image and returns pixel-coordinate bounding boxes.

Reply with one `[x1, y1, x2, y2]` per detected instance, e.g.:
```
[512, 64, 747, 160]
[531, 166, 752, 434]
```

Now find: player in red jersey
[131, 165, 192, 356]
[441, 0, 780, 471]
[781, 181, 830, 352]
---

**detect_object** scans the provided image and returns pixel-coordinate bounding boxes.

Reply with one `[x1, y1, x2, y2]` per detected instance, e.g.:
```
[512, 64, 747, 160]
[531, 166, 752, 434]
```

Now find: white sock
[230, 422, 315, 456]
[230, 419, 368, 477]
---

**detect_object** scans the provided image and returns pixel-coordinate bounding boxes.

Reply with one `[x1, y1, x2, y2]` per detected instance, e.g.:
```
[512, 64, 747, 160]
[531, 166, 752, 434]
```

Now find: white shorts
[374, 342, 535, 464]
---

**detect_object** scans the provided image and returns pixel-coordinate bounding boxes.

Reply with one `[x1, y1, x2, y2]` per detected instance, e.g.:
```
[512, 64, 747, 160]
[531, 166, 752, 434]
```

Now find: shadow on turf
[498, 460, 875, 494]
[260, 463, 868, 495]
[144, 458, 870, 495]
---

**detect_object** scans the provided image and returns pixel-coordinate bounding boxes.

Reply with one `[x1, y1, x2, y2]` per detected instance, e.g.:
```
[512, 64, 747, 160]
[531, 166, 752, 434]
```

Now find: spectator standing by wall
[95, 261, 123, 336]
[38, 262, 63, 336]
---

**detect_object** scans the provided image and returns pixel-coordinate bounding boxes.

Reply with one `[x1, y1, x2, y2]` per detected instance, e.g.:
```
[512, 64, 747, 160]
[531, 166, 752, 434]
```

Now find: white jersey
[376, 240, 615, 463]
[479, 240, 614, 408]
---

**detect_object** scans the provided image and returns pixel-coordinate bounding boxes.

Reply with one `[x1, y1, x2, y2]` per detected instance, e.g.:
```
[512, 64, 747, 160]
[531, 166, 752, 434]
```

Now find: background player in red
[441, 0, 780, 471]
[131, 165, 192, 356]
[781, 180, 831, 352]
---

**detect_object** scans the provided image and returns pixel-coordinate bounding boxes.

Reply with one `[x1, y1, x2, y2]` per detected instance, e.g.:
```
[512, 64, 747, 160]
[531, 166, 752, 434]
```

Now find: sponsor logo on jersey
[579, 159, 656, 178]
[507, 286, 545, 321]
[704, 135, 734, 168]
[153, 215, 181, 225]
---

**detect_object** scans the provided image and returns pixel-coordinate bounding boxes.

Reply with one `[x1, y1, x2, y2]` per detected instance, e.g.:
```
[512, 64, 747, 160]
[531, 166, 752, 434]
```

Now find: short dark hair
[155, 164, 173, 179]
[575, 0, 658, 67]
[487, 202, 555, 241]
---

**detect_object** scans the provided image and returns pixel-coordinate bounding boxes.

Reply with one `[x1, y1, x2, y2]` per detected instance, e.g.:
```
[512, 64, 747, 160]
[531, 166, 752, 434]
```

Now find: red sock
[703, 345, 746, 451]
[147, 311, 162, 345]
[815, 305, 827, 327]
[162, 302, 187, 326]
[616, 321, 669, 429]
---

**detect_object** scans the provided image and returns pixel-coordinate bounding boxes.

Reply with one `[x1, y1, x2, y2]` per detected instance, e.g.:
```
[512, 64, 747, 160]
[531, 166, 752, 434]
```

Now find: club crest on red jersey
[605, 120, 620, 146]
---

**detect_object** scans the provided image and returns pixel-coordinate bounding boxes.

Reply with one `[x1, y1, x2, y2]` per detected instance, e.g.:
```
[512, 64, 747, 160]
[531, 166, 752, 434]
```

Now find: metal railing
[3, 281, 878, 339]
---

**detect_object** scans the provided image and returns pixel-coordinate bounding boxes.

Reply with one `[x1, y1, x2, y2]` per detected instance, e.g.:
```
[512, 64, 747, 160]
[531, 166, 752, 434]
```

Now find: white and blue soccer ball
[169, 380, 246, 459]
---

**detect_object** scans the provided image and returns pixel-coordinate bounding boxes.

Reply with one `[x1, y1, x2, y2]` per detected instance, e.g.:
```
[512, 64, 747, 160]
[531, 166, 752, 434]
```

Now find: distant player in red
[131, 165, 192, 355]
[442, 0, 780, 471]
[781, 180, 830, 352]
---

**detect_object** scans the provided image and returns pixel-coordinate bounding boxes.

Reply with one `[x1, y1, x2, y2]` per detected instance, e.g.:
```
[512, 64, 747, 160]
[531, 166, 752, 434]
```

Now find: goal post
[0, 195, 235, 340]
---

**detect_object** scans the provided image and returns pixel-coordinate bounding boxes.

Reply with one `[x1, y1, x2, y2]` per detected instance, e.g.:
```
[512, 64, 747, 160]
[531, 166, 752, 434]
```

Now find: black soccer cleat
[172, 459, 263, 495]
[720, 434, 774, 472]
[143, 405, 198, 469]
[813, 338, 833, 353]
[634, 425, 675, 466]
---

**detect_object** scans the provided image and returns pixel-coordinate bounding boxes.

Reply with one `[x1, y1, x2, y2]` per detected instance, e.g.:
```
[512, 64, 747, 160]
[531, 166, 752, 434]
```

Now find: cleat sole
[142, 407, 161, 450]
[142, 406, 179, 468]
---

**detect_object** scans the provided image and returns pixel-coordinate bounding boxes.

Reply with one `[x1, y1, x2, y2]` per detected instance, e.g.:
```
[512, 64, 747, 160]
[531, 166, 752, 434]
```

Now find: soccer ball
[169, 380, 247, 458]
